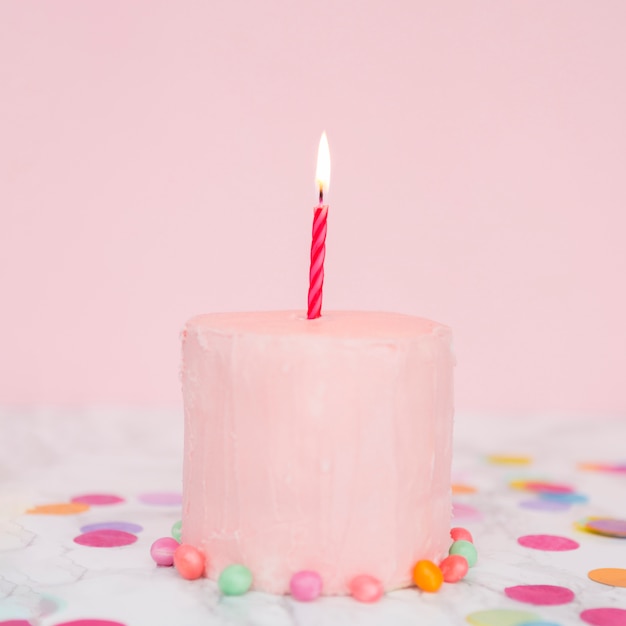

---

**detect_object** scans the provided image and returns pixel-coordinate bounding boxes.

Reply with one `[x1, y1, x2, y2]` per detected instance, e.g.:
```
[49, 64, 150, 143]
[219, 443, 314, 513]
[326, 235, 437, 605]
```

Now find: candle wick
[319, 187, 324, 204]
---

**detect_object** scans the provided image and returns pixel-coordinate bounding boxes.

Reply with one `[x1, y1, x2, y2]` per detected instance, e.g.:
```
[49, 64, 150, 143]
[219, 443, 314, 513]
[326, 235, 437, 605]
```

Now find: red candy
[450, 527, 473, 543]
[173, 544, 205, 580]
[439, 554, 469, 582]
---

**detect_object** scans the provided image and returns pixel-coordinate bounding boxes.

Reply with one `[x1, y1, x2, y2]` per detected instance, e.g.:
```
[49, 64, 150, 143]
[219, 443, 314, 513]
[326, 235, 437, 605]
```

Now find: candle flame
[315, 131, 331, 197]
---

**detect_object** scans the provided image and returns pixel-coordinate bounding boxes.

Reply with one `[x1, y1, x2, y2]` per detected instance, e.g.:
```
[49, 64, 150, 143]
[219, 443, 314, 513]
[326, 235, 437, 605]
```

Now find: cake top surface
[185, 310, 449, 340]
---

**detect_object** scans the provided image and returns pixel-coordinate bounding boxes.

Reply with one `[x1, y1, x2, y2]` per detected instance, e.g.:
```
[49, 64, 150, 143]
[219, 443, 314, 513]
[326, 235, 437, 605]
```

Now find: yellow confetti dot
[487, 454, 532, 465]
[27, 502, 90, 515]
[452, 484, 477, 495]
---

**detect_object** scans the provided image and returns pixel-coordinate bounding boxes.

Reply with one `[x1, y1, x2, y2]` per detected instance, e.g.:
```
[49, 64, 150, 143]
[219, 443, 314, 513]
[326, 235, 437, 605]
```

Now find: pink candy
[150, 537, 180, 566]
[173, 543, 205, 580]
[290, 570, 323, 601]
[450, 527, 473, 543]
[439, 554, 469, 582]
[349, 574, 384, 603]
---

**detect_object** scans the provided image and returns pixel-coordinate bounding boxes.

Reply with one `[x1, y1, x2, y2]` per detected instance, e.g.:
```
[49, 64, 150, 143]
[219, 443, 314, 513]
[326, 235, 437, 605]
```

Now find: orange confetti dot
[412, 560, 443, 592]
[488, 454, 532, 465]
[27, 502, 90, 515]
[452, 484, 477, 495]
[588, 568, 626, 588]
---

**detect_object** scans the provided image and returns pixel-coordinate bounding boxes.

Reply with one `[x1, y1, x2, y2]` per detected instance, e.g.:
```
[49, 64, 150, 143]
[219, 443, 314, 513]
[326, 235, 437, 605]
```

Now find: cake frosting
[181, 310, 455, 595]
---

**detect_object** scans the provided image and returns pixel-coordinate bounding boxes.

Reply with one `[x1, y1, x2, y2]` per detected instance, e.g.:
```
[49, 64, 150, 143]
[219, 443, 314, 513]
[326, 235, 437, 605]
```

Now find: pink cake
[180, 310, 455, 595]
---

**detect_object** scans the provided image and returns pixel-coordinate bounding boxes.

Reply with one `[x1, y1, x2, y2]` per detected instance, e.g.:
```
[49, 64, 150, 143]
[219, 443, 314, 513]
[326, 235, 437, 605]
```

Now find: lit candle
[307, 132, 331, 319]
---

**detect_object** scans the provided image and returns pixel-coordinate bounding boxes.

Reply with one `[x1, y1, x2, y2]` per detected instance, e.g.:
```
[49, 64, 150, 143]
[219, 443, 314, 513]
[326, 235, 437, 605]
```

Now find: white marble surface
[1, 409, 626, 625]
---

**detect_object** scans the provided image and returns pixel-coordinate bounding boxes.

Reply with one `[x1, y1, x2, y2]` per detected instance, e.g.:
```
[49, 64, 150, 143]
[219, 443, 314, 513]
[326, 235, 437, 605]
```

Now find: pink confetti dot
[518, 534, 580, 551]
[73, 529, 138, 547]
[71, 494, 125, 506]
[138, 492, 182, 506]
[452, 502, 482, 520]
[54, 622, 127, 626]
[580, 608, 626, 626]
[505, 584, 575, 606]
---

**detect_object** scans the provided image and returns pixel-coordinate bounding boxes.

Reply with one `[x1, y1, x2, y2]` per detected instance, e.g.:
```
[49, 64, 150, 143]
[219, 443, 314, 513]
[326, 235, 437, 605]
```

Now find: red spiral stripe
[307, 205, 328, 319]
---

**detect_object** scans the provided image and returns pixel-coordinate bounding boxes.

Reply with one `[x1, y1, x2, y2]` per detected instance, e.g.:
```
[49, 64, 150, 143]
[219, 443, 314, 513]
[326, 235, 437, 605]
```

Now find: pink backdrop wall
[1, 1, 625, 414]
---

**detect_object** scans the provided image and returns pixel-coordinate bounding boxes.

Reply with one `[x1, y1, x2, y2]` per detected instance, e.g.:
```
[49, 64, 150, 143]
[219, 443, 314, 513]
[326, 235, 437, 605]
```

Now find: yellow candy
[412, 560, 443, 592]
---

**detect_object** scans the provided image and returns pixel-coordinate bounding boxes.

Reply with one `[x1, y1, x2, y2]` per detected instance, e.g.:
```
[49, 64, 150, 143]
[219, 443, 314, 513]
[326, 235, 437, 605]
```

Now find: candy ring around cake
[180, 310, 455, 595]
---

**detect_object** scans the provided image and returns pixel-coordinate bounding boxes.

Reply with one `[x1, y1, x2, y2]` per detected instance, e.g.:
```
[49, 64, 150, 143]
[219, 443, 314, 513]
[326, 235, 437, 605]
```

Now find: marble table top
[1, 408, 625, 626]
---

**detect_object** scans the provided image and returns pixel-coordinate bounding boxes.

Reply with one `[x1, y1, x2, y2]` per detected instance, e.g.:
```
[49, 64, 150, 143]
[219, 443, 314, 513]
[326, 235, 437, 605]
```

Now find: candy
[150, 537, 179, 566]
[348, 574, 384, 602]
[439, 554, 469, 582]
[173, 544, 205, 579]
[289, 570, 323, 601]
[449, 539, 477, 567]
[412, 560, 443, 592]
[451, 527, 473, 543]
[218, 564, 253, 595]
[171, 520, 182, 542]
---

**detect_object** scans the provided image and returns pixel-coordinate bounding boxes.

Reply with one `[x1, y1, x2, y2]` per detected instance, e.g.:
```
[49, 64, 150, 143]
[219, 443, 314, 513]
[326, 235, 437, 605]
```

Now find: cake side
[181, 311, 454, 594]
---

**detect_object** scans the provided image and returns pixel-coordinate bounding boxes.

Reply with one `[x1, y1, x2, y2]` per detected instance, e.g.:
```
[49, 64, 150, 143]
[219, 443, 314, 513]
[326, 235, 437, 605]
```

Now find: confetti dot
[453, 502, 482, 520]
[73, 530, 138, 547]
[539, 492, 588, 504]
[586, 519, 626, 538]
[137, 492, 182, 506]
[80, 522, 143, 534]
[27, 503, 90, 515]
[511, 480, 574, 494]
[579, 462, 626, 473]
[71, 494, 125, 506]
[505, 584, 575, 606]
[518, 534, 580, 551]
[517, 622, 563, 626]
[466, 609, 540, 626]
[487, 455, 532, 465]
[580, 608, 626, 626]
[519, 499, 570, 512]
[0, 621, 34, 626]
[452, 484, 477, 495]
[588, 568, 626, 588]
[54, 622, 127, 626]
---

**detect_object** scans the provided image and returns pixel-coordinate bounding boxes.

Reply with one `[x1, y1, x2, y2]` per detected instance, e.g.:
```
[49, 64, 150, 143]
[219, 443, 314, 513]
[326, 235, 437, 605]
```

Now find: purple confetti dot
[519, 499, 571, 512]
[138, 492, 182, 506]
[587, 518, 626, 537]
[80, 521, 143, 534]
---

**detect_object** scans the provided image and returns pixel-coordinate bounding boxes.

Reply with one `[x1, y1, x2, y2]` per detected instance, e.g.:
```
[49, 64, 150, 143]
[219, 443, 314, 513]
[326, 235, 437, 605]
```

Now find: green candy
[171, 520, 182, 542]
[449, 539, 478, 567]
[218, 564, 253, 596]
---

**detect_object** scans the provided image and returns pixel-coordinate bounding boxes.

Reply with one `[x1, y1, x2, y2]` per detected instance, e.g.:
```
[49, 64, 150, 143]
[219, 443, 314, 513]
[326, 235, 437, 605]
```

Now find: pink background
[1, 1, 625, 415]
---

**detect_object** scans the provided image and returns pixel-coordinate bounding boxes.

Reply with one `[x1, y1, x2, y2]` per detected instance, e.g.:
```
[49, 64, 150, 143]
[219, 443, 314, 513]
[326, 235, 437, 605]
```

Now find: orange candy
[412, 560, 443, 592]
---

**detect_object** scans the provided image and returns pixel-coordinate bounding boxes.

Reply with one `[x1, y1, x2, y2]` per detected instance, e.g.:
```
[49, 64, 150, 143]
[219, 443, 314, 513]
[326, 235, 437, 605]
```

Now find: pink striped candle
[307, 132, 330, 320]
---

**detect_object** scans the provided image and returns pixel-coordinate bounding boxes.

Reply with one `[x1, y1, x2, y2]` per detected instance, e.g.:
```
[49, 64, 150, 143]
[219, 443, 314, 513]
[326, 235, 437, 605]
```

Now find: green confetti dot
[466, 609, 540, 626]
